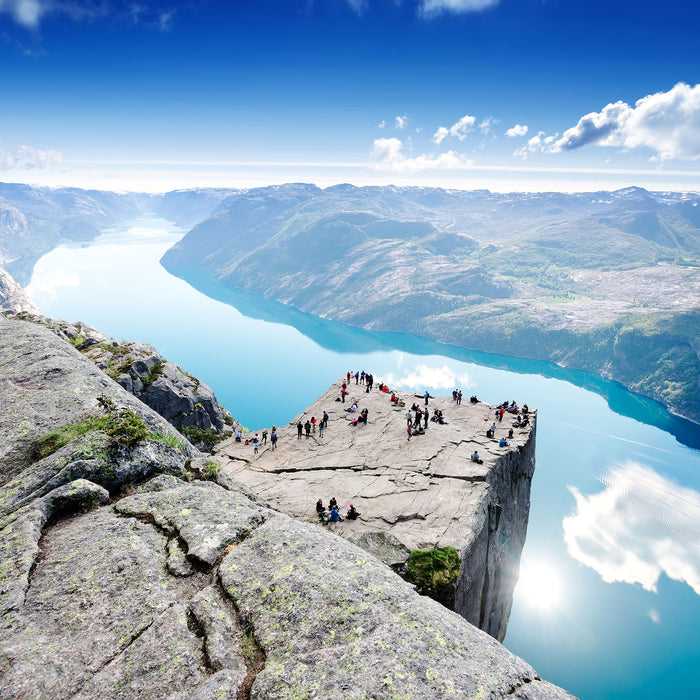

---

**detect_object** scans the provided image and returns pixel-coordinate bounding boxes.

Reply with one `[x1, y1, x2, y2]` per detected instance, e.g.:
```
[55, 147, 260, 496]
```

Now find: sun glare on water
[516, 560, 563, 611]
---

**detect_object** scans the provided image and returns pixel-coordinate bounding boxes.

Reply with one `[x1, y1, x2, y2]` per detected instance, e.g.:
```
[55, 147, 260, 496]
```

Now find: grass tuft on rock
[404, 546, 460, 609]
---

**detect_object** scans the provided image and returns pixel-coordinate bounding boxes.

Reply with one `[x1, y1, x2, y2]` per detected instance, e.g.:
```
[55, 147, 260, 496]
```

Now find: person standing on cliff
[262, 429, 268, 444]
[407, 424, 412, 441]
[424, 390, 430, 406]
[322, 411, 329, 429]
[406, 409, 413, 426]
[297, 422, 303, 440]
[271, 429, 277, 449]
[304, 420, 311, 438]
[424, 407, 429, 429]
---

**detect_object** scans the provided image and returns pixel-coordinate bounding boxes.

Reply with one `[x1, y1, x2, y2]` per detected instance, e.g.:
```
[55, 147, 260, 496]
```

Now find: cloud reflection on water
[563, 461, 700, 595]
[383, 363, 473, 391]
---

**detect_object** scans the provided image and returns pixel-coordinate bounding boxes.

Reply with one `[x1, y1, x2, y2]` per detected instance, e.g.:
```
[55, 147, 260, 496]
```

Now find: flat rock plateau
[219, 379, 536, 642]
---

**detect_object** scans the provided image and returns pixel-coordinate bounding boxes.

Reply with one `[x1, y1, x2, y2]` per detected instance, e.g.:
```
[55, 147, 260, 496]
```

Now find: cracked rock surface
[0, 314, 575, 699]
[218, 378, 537, 641]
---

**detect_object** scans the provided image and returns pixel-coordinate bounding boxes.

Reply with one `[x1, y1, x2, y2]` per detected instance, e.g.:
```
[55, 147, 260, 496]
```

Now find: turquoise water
[27, 218, 700, 699]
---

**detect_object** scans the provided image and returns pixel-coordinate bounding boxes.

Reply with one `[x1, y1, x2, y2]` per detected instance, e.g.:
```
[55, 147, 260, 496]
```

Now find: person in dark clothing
[305, 420, 311, 438]
[424, 408, 429, 428]
[346, 504, 360, 520]
[297, 422, 303, 440]
[323, 411, 329, 429]
[316, 499, 325, 515]
[329, 497, 338, 510]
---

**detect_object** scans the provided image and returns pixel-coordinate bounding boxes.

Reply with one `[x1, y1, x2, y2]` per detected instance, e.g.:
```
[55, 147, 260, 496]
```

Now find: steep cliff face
[455, 430, 536, 640]
[0, 314, 575, 699]
[218, 378, 537, 642]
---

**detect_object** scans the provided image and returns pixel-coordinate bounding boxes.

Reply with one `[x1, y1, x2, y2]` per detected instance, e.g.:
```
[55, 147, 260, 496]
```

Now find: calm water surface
[28, 219, 700, 699]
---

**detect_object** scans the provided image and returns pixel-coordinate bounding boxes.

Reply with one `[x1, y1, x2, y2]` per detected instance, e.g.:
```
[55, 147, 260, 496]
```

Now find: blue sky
[1, 0, 699, 192]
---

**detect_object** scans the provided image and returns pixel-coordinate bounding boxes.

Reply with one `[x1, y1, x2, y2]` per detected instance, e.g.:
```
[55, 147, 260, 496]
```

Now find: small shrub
[141, 361, 164, 387]
[104, 409, 148, 447]
[204, 459, 221, 477]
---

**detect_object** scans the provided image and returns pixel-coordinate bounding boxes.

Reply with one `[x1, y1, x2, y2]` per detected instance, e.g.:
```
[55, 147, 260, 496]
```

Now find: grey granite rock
[4, 313, 233, 451]
[219, 515, 573, 699]
[116, 478, 270, 566]
[0, 316, 197, 483]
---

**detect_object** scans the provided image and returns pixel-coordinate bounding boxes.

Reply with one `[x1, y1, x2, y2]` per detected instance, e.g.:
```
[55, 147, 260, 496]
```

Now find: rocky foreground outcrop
[0, 314, 574, 698]
[6, 313, 232, 450]
[219, 381, 535, 642]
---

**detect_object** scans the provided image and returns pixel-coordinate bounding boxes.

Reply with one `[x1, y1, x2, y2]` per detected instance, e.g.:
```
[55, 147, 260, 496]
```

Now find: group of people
[344, 370, 375, 395]
[242, 426, 278, 455]
[297, 412, 329, 439]
[316, 497, 360, 523]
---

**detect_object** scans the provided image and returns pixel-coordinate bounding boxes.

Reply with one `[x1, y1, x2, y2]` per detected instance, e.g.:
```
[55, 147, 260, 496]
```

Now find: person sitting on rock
[471, 450, 483, 464]
[522, 404, 529, 414]
[346, 401, 358, 413]
[358, 408, 368, 425]
[235, 429, 242, 442]
[346, 504, 360, 520]
[329, 497, 338, 510]
[499, 437, 509, 447]
[470, 395, 479, 404]
[316, 498, 325, 515]
[330, 506, 343, 522]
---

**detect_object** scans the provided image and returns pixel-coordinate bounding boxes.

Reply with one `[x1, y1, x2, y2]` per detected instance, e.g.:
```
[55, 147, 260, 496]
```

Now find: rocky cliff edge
[0, 314, 574, 699]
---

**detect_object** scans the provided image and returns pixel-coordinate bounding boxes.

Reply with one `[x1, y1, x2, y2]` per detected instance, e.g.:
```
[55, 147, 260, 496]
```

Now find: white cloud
[15, 144, 63, 169]
[648, 608, 661, 625]
[479, 116, 497, 135]
[506, 124, 529, 138]
[369, 137, 473, 173]
[0, 0, 44, 27]
[382, 364, 473, 390]
[378, 120, 386, 129]
[421, 0, 500, 17]
[395, 115, 408, 130]
[525, 83, 700, 161]
[513, 130, 558, 158]
[433, 114, 476, 144]
[0, 139, 63, 171]
[563, 461, 700, 596]
[433, 126, 449, 145]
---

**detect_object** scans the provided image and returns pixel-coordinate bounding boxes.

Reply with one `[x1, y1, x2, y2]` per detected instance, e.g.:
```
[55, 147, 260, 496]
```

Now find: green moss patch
[404, 546, 460, 609]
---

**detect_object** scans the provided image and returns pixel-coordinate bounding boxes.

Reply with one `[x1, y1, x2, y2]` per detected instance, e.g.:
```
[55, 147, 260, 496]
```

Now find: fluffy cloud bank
[516, 83, 700, 160]
[563, 461, 700, 595]
[370, 137, 472, 172]
[0, 139, 63, 171]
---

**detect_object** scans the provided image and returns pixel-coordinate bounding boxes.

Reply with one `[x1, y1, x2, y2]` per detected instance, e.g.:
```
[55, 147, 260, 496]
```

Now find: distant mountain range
[160, 183, 700, 424]
[1, 180, 698, 424]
